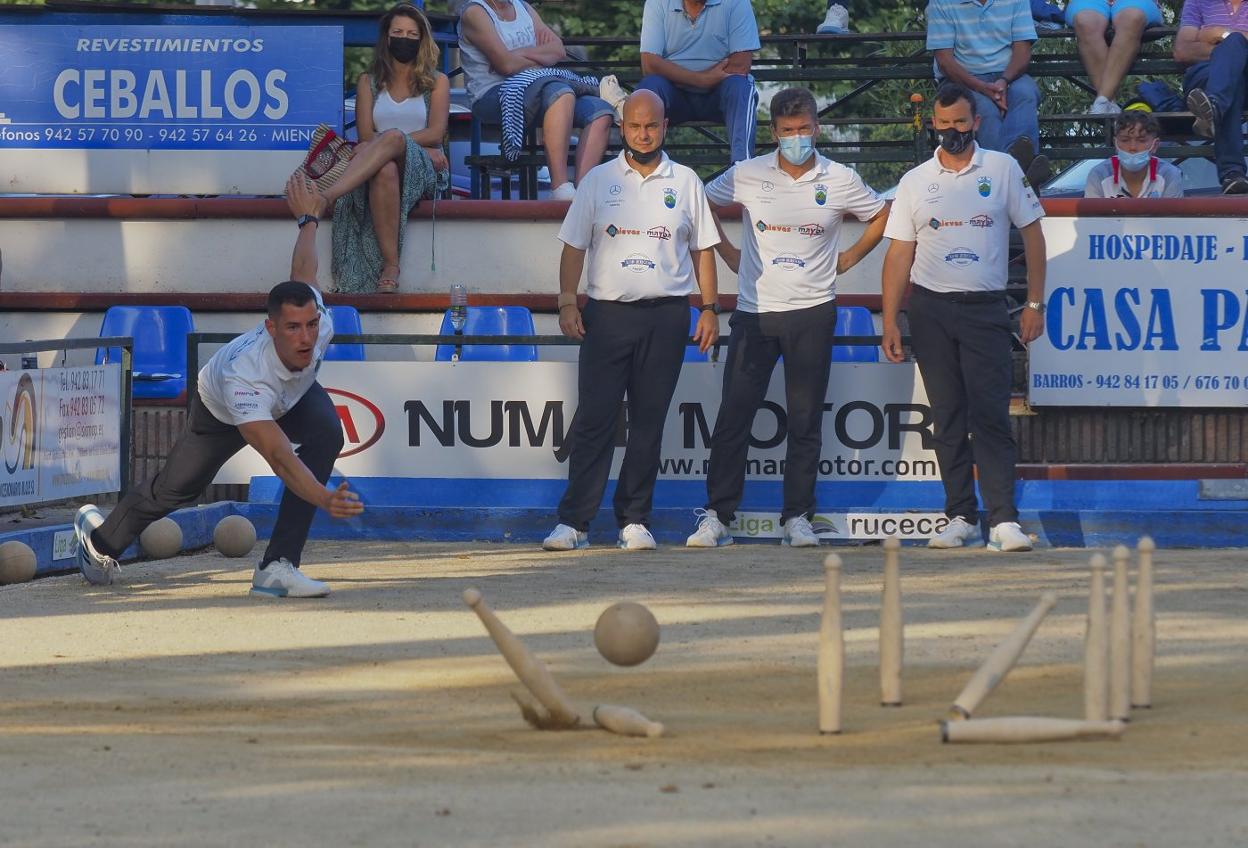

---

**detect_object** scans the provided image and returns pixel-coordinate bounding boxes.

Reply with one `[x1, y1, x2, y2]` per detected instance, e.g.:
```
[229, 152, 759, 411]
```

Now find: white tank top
[457, 0, 536, 103]
[372, 89, 428, 135]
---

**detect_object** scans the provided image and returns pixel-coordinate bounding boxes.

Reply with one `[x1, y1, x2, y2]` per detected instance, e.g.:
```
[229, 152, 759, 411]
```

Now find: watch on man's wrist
[1025, 300, 1046, 314]
[296, 214, 319, 229]
[699, 302, 722, 315]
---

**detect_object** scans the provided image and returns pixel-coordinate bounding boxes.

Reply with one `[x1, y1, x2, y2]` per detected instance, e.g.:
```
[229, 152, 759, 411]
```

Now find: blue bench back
[435, 306, 538, 361]
[95, 305, 194, 399]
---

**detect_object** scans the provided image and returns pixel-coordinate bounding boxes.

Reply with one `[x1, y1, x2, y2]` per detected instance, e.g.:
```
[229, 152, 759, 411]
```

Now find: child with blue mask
[1084, 111, 1185, 198]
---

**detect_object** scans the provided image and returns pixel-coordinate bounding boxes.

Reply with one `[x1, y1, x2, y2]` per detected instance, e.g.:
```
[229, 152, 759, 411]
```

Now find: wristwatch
[296, 214, 319, 229]
[1025, 300, 1046, 314]
[700, 302, 722, 314]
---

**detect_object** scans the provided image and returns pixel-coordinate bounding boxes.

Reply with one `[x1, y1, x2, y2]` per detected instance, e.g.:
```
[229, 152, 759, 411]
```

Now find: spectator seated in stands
[1084, 110, 1185, 197]
[1067, 0, 1163, 114]
[319, 3, 450, 294]
[636, 0, 761, 164]
[458, 0, 614, 201]
[926, 0, 1052, 185]
[1176, 0, 1248, 194]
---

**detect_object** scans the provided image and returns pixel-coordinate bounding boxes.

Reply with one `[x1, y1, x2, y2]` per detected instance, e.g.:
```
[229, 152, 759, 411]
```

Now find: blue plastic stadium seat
[95, 305, 194, 399]
[832, 306, 879, 362]
[435, 306, 538, 361]
[685, 305, 709, 362]
[325, 305, 366, 361]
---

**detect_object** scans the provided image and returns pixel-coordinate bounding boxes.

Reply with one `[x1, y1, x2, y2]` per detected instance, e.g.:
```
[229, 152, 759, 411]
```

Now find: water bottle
[20, 341, 36, 371]
[449, 284, 468, 333]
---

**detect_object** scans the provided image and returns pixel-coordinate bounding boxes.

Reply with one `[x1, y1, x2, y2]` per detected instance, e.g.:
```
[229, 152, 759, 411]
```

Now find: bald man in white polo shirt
[686, 87, 889, 549]
[543, 90, 721, 552]
[881, 82, 1046, 553]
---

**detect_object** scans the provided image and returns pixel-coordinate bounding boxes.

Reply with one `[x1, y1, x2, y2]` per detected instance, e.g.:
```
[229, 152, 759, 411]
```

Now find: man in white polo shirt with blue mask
[880, 82, 1046, 553]
[685, 86, 889, 549]
[543, 90, 721, 552]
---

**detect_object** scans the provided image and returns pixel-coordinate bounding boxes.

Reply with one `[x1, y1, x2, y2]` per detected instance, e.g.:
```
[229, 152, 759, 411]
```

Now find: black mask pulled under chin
[625, 141, 663, 164]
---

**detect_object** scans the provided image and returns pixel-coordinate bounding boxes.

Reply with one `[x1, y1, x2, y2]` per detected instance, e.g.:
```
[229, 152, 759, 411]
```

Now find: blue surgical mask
[1115, 147, 1152, 172]
[777, 134, 815, 165]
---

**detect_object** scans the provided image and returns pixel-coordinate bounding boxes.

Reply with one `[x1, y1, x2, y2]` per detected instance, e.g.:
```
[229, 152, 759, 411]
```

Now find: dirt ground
[1, 541, 1245, 848]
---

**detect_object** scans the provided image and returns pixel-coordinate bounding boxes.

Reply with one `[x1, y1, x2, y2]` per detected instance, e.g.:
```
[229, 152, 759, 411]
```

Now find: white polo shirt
[705, 150, 885, 313]
[199, 286, 334, 427]
[884, 144, 1043, 293]
[557, 152, 719, 301]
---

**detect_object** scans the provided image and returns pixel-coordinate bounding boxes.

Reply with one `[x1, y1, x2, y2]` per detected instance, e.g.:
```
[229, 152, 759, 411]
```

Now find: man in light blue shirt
[926, 0, 1048, 183]
[636, 0, 761, 163]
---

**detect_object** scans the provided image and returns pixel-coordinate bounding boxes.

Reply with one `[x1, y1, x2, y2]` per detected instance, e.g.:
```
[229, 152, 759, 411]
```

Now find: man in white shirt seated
[74, 177, 364, 598]
[1084, 111, 1185, 198]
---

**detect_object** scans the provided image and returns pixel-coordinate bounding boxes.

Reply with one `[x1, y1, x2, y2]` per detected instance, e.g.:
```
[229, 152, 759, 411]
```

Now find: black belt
[592, 296, 687, 308]
[913, 285, 1006, 304]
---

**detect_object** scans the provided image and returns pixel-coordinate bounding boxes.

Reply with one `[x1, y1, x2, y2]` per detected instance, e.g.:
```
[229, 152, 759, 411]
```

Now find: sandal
[377, 265, 400, 294]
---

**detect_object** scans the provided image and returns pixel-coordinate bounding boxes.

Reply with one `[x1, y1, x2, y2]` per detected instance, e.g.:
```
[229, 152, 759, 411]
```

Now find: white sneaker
[550, 181, 577, 201]
[618, 523, 657, 551]
[250, 559, 330, 598]
[75, 504, 119, 586]
[1089, 96, 1121, 115]
[782, 515, 820, 547]
[542, 523, 588, 551]
[686, 508, 734, 548]
[599, 74, 628, 119]
[928, 516, 982, 549]
[988, 522, 1033, 552]
[816, 3, 849, 33]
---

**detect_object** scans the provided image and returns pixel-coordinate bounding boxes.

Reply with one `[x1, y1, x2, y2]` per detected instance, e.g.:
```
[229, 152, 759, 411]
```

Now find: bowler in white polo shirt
[686, 87, 889, 549]
[881, 82, 1046, 553]
[543, 90, 721, 552]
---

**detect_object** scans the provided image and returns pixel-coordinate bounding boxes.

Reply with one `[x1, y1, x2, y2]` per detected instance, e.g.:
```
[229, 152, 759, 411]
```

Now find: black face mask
[389, 36, 421, 64]
[624, 139, 663, 164]
[936, 126, 975, 155]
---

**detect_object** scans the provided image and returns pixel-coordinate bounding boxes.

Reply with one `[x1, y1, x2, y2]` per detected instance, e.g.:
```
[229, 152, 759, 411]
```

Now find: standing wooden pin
[1109, 545, 1133, 721]
[1084, 554, 1110, 722]
[949, 592, 1058, 720]
[818, 554, 844, 734]
[880, 537, 903, 706]
[1131, 536, 1155, 709]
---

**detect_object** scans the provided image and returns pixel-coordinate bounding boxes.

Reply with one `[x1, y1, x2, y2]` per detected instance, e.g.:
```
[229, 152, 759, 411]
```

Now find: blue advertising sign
[0, 25, 343, 151]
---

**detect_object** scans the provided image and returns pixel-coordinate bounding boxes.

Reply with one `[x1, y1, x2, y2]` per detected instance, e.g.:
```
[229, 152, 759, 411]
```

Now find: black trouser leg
[908, 292, 979, 523]
[262, 382, 344, 567]
[956, 301, 1019, 526]
[776, 301, 838, 524]
[612, 299, 688, 527]
[93, 396, 246, 557]
[557, 299, 640, 532]
[705, 310, 782, 525]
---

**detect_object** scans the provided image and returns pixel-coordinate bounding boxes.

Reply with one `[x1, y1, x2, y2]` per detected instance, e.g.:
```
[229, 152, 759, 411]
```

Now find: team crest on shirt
[977, 176, 992, 197]
[969, 214, 993, 228]
[621, 253, 656, 273]
[663, 187, 677, 208]
[814, 184, 828, 205]
[771, 255, 806, 271]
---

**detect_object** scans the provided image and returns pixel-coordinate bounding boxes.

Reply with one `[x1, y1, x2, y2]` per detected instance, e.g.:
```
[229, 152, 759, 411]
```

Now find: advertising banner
[215, 361, 939, 485]
[1031, 217, 1248, 407]
[0, 25, 342, 151]
[0, 365, 122, 508]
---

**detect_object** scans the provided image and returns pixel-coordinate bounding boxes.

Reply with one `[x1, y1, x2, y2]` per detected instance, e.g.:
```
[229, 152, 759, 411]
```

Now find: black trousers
[907, 286, 1018, 527]
[557, 297, 689, 531]
[94, 383, 344, 567]
[705, 300, 838, 526]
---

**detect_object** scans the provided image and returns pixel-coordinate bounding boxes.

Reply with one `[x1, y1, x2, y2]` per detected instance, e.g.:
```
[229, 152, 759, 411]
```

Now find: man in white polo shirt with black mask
[686, 86, 889, 549]
[543, 89, 720, 552]
[880, 82, 1046, 553]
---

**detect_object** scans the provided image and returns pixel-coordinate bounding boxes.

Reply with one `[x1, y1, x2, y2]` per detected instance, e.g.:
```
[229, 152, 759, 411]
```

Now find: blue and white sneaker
[75, 504, 118, 586]
[816, 3, 849, 33]
[542, 523, 589, 551]
[250, 559, 330, 598]
[928, 516, 982, 549]
[782, 515, 820, 547]
[686, 508, 734, 548]
[618, 523, 657, 551]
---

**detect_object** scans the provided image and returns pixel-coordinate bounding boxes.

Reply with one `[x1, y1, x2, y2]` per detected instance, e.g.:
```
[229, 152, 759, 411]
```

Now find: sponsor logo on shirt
[605, 224, 641, 238]
[761, 180, 775, 192]
[233, 401, 260, 411]
[977, 176, 992, 197]
[771, 255, 806, 271]
[930, 219, 966, 229]
[663, 187, 677, 208]
[944, 247, 980, 267]
[814, 184, 828, 206]
[969, 214, 993, 228]
[609, 184, 623, 195]
[797, 223, 825, 238]
[1021, 175, 1031, 189]
[621, 253, 657, 273]
[928, 183, 940, 193]
[233, 389, 261, 397]
[647, 226, 671, 240]
[755, 220, 794, 233]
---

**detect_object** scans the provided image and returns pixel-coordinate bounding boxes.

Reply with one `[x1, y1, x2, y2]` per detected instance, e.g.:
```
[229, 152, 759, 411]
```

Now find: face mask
[1115, 147, 1151, 172]
[777, 134, 815, 165]
[389, 36, 421, 64]
[625, 140, 663, 164]
[936, 127, 975, 155]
